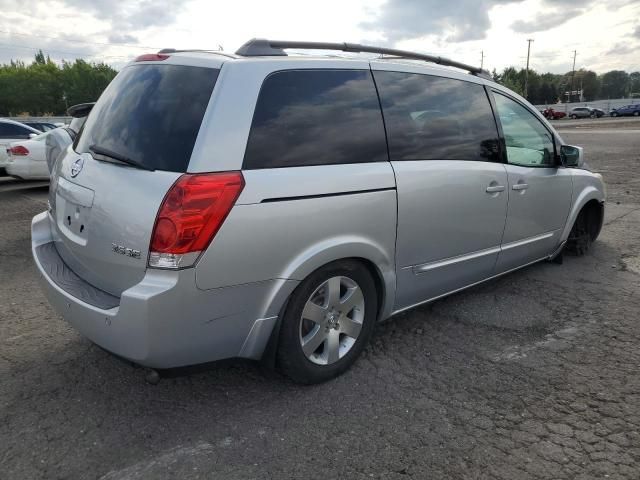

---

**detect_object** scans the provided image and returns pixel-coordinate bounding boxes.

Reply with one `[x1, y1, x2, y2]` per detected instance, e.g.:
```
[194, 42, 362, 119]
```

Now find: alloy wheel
[298, 276, 365, 365]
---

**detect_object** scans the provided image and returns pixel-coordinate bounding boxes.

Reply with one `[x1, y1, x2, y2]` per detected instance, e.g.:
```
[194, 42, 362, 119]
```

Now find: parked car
[541, 108, 566, 120]
[22, 121, 58, 132]
[0, 119, 41, 175]
[5, 130, 66, 180]
[610, 104, 640, 117]
[44, 102, 95, 174]
[31, 40, 606, 384]
[568, 107, 604, 119]
[568, 107, 592, 119]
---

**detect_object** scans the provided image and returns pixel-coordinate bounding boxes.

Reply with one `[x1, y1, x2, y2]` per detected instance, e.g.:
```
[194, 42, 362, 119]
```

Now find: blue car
[610, 104, 640, 117]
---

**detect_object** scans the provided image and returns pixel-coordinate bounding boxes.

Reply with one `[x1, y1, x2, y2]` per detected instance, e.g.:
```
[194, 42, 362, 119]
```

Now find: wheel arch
[561, 186, 604, 243]
[581, 198, 604, 240]
[258, 240, 397, 367]
[277, 236, 396, 321]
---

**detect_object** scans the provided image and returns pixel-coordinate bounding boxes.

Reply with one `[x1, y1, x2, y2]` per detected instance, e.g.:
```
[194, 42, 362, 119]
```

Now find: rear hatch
[49, 59, 221, 297]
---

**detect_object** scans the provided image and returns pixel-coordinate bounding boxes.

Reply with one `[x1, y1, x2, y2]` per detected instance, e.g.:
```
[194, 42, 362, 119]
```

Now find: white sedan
[5, 129, 71, 180]
[0, 119, 41, 172]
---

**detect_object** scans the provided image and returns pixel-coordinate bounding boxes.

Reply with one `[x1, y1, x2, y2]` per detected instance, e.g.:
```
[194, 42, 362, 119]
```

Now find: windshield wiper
[88, 144, 154, 171]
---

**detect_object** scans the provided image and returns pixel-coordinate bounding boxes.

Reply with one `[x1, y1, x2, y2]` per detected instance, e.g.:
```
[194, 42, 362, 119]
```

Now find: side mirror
[29, 133, 38, 139]
[560, 145, 583, 168]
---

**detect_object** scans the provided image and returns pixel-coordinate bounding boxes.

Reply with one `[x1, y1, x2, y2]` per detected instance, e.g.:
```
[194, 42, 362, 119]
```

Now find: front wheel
[277, 260, 377, 384]
[566, 206, 601, 256]
[612, 112, 618, 117]
[634, 111, 639, 116]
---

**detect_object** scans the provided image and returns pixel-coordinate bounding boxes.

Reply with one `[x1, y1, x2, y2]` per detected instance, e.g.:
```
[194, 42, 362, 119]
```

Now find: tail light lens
[149, 172, 244, 269]
[9, 145, 29, 156]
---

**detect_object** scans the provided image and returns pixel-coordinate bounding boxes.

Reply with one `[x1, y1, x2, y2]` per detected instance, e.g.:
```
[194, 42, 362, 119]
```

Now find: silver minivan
[32, 40, 605, 384]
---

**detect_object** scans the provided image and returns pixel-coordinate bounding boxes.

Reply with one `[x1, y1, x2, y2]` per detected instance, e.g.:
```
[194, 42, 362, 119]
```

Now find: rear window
[75, 64, 219, 172]
[373, 71, 500, 162]
[243, 69, 388, 169]
[0, 123, 33, 139]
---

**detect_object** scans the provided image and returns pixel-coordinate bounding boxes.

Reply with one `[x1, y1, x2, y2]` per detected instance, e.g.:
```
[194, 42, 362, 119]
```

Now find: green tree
[497, 67, 524, 96]
[537, 74, 559, 105]
[524, 70, 541, 103]
[629, 72, 640, 96]
[577, 70, 600, 101]
[0, 52, 117, 115]
[34, 49, 46, 65]
[601, 70, 629, 99]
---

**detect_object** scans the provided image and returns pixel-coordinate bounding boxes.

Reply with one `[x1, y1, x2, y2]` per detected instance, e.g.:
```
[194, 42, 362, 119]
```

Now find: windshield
[75, 63, 219, 173]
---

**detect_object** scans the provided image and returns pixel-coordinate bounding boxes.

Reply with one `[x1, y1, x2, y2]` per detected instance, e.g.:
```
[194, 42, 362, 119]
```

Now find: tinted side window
[0, 123, 31, 139]
[243, 70, 388, 169]
[373, 71, 500, 162]
[493, 92, 555, 167]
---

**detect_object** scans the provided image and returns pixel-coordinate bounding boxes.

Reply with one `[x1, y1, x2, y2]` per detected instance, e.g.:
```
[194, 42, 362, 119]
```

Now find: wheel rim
[299, 276, 365, 366]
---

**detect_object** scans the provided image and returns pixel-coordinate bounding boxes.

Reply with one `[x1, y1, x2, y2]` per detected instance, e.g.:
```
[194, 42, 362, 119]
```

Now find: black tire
[634, 111, 639, 116]
[277, 260, 377, 384]
[612, 112, 618, 117]
[566, 207, 599, 256]
[571, 114, 578, 119]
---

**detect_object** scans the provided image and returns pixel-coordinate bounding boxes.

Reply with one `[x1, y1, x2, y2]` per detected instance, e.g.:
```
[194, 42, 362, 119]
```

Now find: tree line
[1, 51, 639, 115]
[0, 51, 117, 116]
[493, 67, 640, 105]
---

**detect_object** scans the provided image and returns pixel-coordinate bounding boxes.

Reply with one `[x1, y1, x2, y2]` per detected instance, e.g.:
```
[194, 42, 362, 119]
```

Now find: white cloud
[511, 8, 583, 33]
[0, 0, 637, 73]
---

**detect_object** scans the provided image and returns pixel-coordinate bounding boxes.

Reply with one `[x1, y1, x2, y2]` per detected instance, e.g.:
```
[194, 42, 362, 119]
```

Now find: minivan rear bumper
[32, 211, 297, 368]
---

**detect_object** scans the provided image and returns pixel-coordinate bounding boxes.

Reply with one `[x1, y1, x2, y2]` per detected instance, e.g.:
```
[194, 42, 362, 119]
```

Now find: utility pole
[569, 50, 577, 103]
[480, 50, 484, 70]
[524, 39, 534, 99]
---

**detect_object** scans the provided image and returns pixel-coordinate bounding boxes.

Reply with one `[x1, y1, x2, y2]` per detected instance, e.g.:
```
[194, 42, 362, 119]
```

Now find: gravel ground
[1, 120, 639, 479]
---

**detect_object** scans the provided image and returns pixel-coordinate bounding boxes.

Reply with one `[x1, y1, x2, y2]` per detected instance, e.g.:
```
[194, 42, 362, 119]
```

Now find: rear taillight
[148, 172, 245, 269]
[135, 53, 170, 62]
[9, 145, 29, 156]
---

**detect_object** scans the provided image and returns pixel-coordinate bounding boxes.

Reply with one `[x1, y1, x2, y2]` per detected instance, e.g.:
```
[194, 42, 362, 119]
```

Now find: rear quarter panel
[190, 59, 398, 319]
[195, 163, 398, 319]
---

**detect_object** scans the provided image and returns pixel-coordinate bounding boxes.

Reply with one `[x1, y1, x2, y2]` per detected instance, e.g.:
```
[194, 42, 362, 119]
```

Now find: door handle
[486, 185, 505, 193]
[512, 183, 529, 191]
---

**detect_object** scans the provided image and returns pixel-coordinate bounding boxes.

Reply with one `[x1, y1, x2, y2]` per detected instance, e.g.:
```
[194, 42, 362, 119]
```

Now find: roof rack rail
[235, 39, 492, 80]
[157, 48, 237, 59]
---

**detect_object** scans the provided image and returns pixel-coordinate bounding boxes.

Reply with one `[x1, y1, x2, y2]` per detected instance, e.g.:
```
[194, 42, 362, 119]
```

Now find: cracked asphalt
[1, 118, 639, 479]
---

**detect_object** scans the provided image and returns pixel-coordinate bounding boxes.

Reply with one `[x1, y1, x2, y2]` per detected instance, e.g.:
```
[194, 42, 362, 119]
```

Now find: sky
[0, 0, 638, 74]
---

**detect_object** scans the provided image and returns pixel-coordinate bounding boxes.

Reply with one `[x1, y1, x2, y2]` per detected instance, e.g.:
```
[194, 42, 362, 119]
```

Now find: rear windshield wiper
[88, 144, 155, 171]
